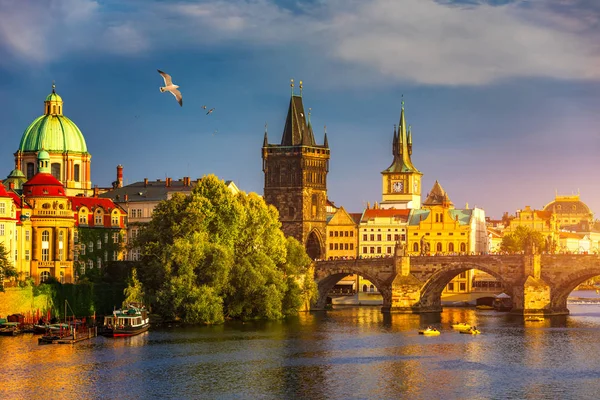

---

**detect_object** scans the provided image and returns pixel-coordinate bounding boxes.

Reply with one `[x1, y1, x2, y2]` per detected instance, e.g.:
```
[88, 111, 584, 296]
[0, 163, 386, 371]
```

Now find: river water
[2, 292, 600, 400]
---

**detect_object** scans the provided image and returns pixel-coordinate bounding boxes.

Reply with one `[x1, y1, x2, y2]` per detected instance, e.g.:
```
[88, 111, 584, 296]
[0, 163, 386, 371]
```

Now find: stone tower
[380, 100, 423, 209]
[262, 80, 330, 259]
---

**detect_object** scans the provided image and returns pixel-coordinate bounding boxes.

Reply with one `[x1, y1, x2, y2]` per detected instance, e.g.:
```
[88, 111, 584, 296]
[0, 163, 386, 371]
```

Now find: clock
[392, 181, 403, 193]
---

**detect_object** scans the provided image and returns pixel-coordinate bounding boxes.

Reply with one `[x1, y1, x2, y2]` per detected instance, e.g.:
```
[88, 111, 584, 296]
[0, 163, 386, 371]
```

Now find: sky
[0, 0, 599, 219]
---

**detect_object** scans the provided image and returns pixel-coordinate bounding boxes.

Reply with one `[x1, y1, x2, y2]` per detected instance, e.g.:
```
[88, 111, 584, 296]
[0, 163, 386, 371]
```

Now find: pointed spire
[324, 125, 329, 148]
[382, 97, 420, 175]
[280, 82, 316, 146]
[263, 122, 268, 147]
[392, 125, 398, 156]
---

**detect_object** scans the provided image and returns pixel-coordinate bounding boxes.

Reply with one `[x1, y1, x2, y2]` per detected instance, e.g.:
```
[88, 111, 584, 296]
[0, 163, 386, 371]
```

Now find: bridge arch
[549, 265, 600, 312]
[419, 262, 510, 309]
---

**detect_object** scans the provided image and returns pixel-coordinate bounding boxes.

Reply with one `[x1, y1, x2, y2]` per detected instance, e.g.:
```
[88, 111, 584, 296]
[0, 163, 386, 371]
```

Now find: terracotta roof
[559, 232, 585, 239]
[349, 212, 363, 225]
[361, 208, 410, 223]
[70, 197, 125, 213]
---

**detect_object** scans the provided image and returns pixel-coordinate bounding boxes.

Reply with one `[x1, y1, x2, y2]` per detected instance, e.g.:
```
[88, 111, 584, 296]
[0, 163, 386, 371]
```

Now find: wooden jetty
[38, 327, 97, 345]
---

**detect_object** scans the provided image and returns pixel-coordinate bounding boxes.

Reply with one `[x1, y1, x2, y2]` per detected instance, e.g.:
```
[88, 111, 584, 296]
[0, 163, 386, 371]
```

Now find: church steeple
[280, 79, 316, 146]
[380, 99, 423, 210]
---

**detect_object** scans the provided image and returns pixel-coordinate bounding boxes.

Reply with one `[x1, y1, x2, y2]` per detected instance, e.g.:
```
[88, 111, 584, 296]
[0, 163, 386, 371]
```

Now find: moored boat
[460, 327, 481, 335]
[101, 304, 149, 338]
[419, 327, 441, 336]
[0, 322, 20, 336]
[452, 322, 471, 330]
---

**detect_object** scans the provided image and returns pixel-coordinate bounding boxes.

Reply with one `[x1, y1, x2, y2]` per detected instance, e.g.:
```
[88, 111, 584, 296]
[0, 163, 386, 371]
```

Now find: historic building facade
[14, 84, 92, 197]
[262, 81, 330, 259]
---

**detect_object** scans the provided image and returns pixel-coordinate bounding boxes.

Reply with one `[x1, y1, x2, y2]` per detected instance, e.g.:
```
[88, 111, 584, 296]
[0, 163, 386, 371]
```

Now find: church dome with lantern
[14, 83, 92, 196]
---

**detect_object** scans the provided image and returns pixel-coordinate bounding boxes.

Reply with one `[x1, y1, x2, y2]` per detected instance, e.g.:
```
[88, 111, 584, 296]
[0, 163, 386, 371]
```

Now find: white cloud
[1, 0, 599, 85]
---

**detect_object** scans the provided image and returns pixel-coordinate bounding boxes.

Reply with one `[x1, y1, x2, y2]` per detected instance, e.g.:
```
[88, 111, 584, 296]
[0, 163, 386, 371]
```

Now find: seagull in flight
[157, 69, 182, 107]
[206, 108, 215, 115]
[201, 105, 207, 110]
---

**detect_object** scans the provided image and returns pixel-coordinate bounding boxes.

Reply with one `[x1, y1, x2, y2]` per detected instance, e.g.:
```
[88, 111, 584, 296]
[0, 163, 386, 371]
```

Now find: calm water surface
[3, 292, 600, 400]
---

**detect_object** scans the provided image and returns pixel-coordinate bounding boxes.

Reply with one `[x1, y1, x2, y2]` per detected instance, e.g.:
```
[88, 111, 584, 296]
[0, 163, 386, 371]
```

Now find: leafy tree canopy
[500, 226, 548, 253]
[133, 175, 314, 324]
[0, 242, 17, 286]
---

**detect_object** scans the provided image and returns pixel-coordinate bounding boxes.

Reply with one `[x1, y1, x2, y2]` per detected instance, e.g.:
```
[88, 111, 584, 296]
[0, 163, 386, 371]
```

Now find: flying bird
[157, 69, 182, 106]
[206, 108, 215, 115]
[201, 105, 207, 110]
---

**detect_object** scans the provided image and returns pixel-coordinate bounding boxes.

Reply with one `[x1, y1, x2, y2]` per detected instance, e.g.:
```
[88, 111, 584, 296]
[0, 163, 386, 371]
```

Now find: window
[88, 259, 94, 269]
[58, 231, 64, 261]
[74, 164, 80, 182]
[80, 244, 86, 255]
[97, 239, 101, 250]
[79, 212, 87, 224]
[334, 231, 339, 237]
[27, 163, 35, 179]
[104, 233, 109, 243]
[40, 271, 51, 283]
[459, 282, 466, 291]
[334, 243, 338, 250]
[112, 232, 119, 243]
[370, 247, 375, 254]
[350, 231, 354, 237]
[60, 272, 65, 284]
[74, 231, 78, 243]
[449, 243, 455, 252]
[112, 251, 118, 261]
[436, 243, 442, 252]
[0, 203, 4, 215]
[25, 230, 30, 241]
[413, 243, 419, 252]
[51, 163, 61, 180]
[350, 244, 354, 250]
[344, 231, 349, 237]
[370, 234, 374, 241]
[386, 247, 392, 254]
[104, 251, 108, 262]
[25, 250, 30, 261]
[447, 282, 455, 291]
[377, 247, 381, 254]
[95, 210, 103, 225]
[111, 213, 119, 225]
[377, 234, 381, 241]
[460, 243, 466, 252]
[387, 234, 391, 241]
[88, 241, 93, 253]
[329, 231, 333, 237]
[329, 243, 333, 250]
[0, 224, 4, 236]
[14, 249, 18, 261]
[41, 230, 50, 261]
[363, 234, 367, 241]
[362, 247, 367, 254]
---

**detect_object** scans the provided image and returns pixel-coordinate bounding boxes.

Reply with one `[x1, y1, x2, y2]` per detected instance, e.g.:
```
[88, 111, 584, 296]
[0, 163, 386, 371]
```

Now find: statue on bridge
[420, 236, 429, 256]
[395, 240, 407, 257]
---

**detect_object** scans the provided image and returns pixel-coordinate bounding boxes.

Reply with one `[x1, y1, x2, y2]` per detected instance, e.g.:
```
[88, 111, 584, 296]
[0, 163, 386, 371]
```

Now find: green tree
[123, 268, 145, 306]
[0, 242, 17, 290]
[500, 226, 546, 253]
[134, 175, 315, 324]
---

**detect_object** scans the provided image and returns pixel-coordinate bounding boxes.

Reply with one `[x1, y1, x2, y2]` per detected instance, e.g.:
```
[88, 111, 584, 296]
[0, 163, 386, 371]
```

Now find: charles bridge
[312, 249, 600, 316]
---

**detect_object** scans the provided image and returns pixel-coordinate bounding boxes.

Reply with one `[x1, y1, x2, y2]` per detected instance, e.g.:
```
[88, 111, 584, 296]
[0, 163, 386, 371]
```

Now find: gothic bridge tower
[262, 80, 330, 259]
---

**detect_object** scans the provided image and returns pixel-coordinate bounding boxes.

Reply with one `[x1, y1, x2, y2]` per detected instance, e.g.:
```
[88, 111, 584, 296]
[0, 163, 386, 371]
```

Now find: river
[2, 292, 600, 399]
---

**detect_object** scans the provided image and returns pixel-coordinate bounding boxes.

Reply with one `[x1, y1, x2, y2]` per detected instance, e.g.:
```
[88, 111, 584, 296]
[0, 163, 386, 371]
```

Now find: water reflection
[2, 305, 600, 399]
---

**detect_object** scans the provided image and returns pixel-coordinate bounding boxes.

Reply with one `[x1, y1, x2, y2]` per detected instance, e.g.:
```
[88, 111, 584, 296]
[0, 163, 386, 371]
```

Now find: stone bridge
[313, 254, 600, 316]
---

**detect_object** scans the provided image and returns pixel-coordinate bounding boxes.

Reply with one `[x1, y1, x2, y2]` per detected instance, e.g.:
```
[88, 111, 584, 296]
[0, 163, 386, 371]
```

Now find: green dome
[19, 115, 88, 153]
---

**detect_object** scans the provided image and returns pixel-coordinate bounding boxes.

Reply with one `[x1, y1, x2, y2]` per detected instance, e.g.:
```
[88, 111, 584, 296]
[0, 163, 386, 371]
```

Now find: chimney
[183, 176, 190, 186]
[93, 185, 99, 198]
[116, 165, 123, 188]
[144, 178, 148, 187]
[166, 177, 172, 187]
[124, 194, 129, 202]
[9, 182, 15, 190]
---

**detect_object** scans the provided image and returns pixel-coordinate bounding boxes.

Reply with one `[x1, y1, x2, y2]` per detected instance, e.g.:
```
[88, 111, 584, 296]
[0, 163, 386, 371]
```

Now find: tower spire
[263, 122, 268, 147]
[324, 125, 329, 148]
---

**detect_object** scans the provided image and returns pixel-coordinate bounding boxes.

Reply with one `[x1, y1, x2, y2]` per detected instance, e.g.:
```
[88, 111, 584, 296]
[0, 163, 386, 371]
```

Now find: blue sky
[1, 0, 599, 219]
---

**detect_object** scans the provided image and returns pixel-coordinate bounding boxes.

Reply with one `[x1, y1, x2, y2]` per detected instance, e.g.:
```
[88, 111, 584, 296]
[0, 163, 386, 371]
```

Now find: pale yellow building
[326, 206, 359, 260]
[0, 184, 18, 283]
[543, 194, 594, 229]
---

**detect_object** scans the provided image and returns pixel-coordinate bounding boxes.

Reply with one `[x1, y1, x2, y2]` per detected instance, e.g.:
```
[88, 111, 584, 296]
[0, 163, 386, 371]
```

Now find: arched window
[74, 164, 80, 182]
[51, 163, 61, 180]
[413, 242, 419, 252]
[436, 242, 443, 252]
[79, 211, 87, 224]
[40, 271, 51, 283]
[362, 284, 368, 292]
[111, 212, 119, 226]
[97, 257, 102, 269]
[88, 259, 94, 269]
[448, 243, 454, 252]
[26, 163, 35, 179]
[460, 243, 466, 252]
[311, 194, 318, 218]
[41, 230, 50, 261]
[95, 210, 103, 225]
[88, 241, 93, 252]
[369, 284, 375, 292]
[97, 239, 102, 250]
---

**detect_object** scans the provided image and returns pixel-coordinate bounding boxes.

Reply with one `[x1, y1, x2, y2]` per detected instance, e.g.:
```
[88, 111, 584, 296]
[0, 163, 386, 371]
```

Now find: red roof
[362, 208, 411, 222]
[70, 197, 124, 212]
[0, 183, 9, 197]
[23, 173, 65, 197]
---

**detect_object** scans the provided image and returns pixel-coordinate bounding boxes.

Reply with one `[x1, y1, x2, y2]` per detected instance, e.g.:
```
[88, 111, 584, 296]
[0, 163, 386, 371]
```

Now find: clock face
[392, 181, 403, 193]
